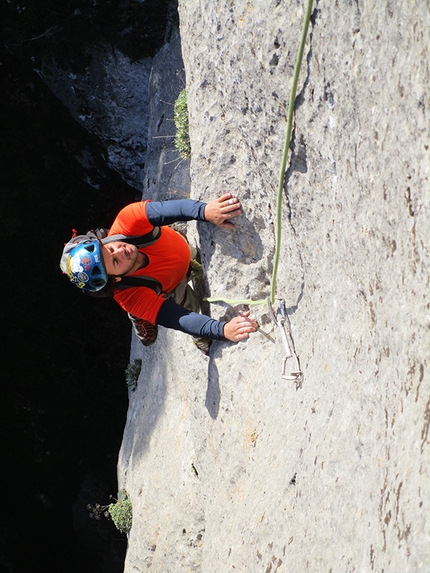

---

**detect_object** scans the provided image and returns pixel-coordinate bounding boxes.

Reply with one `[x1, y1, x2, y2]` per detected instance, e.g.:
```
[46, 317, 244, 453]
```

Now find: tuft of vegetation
[108, 490, 133, 534]
[174, 89, 191, 159]
[87, 490, 133, 534]
[125, 358, 142, 391]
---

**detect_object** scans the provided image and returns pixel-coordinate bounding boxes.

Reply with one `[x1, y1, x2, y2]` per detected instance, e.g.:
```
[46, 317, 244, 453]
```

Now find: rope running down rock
[206, 0, 315, 308]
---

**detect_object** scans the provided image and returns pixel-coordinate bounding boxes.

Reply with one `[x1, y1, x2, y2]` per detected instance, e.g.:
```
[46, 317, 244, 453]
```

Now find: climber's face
[101, 242, 141, 277]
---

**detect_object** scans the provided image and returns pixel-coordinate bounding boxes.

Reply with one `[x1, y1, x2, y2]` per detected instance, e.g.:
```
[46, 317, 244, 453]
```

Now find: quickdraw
[267, 298, 303, 389]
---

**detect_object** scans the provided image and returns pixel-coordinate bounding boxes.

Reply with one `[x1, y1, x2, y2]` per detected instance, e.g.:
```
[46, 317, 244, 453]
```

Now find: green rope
[205, 297, 266, 305]
[207, 0, 314, 308]
[270, 0, 314, 305]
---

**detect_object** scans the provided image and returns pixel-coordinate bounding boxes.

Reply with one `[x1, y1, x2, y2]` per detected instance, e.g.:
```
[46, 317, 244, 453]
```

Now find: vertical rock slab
[119, 2, 430, 572]
[40, 48, 152, 190]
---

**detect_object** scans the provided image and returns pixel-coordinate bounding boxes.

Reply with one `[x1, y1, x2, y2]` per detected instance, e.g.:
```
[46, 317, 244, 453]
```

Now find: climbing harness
[267, 298, 303, 388]
[205, 0, 314, 384]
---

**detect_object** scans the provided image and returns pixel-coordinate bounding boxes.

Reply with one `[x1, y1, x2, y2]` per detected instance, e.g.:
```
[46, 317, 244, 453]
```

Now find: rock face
[141, 27, 191, 201]
[118, 2, 429, 572]
[40, 48, 153, 190]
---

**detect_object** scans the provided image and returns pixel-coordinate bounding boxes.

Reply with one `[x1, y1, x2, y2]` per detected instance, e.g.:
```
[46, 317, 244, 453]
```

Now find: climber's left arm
[146, 193, 242, 228]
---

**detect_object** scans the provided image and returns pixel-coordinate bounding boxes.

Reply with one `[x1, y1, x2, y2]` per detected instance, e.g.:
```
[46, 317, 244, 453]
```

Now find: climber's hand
[223, 310, 258, 342]
[204, 193, 242, 229]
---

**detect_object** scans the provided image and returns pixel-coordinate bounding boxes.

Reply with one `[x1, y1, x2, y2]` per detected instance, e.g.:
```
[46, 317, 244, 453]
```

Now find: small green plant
[125, 358, 142, 391]
[108, 490, 133, 534]
[87, 489, 133, 534]
[174, 89, 191, 159]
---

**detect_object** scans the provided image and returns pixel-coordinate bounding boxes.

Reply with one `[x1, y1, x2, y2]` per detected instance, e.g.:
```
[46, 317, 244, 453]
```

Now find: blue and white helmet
[60, 231, 109, 293]
[60, 225, 162, 293]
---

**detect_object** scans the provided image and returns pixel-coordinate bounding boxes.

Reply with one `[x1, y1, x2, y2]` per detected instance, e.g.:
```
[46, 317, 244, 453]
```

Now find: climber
[60, 193, 257, 354]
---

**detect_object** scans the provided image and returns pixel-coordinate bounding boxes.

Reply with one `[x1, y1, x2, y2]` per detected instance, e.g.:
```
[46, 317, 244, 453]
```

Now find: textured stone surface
[40, 48, 152, 190]
[142, 27, 191, 201]
[119, 2, 429, 572]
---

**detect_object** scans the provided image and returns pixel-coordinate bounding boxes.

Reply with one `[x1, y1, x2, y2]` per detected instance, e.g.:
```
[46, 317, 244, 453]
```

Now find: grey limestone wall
[118, 2, 429, 572]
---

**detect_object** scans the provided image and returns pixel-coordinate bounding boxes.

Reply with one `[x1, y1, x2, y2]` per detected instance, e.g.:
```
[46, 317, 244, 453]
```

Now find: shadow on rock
[198, 215, 264, 272]
[205, 342, 228, 419]
[118, 332, 168, 464]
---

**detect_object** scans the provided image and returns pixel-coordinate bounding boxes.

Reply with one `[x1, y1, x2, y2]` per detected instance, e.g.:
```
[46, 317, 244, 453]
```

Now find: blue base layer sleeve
[146, 199, 207, 226]
[157, 299, 226, 341]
